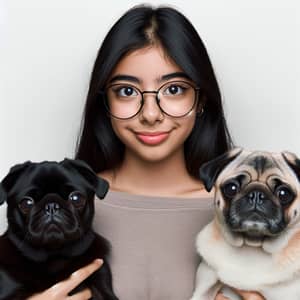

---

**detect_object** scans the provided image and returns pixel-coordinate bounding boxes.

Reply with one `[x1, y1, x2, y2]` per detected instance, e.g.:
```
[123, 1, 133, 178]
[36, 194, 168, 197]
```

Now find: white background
[0, 0, 299, 232]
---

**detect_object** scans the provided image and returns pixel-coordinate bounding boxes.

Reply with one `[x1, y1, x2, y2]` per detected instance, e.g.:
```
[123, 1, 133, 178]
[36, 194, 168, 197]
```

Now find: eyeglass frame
[101, 80, 201, 120]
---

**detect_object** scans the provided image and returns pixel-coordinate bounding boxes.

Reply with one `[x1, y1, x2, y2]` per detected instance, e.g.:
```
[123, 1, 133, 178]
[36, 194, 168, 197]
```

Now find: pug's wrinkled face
[1, 159, 108, 251]
[200, 149, 300, 246]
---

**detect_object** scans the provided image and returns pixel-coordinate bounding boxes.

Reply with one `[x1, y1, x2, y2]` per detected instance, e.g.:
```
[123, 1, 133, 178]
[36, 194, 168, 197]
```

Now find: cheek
[110, 118, 121, 135]
[8, 207, 27, 229]
[287, 199, 300, 225]
[172, 113, 197, 140]
[110, 119, 130, 143]
[215, 191, 226, 211]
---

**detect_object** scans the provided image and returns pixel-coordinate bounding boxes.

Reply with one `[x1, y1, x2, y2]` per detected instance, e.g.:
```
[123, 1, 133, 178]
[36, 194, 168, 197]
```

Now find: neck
[111, 147, 202, 197]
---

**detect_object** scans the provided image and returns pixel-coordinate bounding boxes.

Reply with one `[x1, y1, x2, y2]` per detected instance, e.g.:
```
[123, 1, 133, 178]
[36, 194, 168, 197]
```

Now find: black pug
[0, 159, 118, 300]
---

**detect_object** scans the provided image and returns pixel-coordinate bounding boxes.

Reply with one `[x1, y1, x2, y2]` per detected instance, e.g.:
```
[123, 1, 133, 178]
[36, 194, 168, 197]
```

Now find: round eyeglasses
[103, 80, 200, 119]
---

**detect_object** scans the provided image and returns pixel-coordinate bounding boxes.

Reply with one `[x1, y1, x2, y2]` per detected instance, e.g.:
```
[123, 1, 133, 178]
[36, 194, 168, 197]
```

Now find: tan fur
[211, 218, 221, 242]
[191, 149, 300, 300]
[276, 229, 300, 267]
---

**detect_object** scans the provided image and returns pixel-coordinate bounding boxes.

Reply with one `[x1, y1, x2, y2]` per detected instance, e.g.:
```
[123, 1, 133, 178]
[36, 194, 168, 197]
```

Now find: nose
[45, 202, 60, 216]
[139, 93, 164, 124]
[247, 191, 266, 206]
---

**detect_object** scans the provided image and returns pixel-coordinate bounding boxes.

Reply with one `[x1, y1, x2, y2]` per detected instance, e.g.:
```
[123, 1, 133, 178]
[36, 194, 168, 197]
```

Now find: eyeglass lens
[105, 81, 197, 119]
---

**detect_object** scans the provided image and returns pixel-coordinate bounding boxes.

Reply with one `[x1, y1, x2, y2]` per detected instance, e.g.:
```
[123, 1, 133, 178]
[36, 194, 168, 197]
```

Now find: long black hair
[75, 4, 234, 178]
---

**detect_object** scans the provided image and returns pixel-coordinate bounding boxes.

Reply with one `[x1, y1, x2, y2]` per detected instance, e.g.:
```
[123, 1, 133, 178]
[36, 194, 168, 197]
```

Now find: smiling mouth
[135, 131, 170, 145]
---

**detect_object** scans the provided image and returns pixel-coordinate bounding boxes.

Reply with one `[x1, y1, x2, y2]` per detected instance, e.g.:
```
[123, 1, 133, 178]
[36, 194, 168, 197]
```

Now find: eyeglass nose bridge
[140, 90, 160, 104]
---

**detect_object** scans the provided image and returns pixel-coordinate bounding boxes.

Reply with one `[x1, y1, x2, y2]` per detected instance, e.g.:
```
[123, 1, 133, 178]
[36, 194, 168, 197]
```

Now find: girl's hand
[215, 288, 265, 300]
[27, 259, 103, 300]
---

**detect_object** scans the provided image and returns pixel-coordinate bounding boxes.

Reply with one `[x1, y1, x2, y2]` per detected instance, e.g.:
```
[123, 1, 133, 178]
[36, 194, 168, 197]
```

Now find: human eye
[162, 82, 189, 96]
[111, 85, 139, 98]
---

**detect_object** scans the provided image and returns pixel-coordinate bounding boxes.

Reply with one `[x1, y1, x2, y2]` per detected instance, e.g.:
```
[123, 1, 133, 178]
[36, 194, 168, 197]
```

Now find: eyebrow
[109, 75, 140, 84]
[161, 72, 191, 82]
[108, 72, 191, 84]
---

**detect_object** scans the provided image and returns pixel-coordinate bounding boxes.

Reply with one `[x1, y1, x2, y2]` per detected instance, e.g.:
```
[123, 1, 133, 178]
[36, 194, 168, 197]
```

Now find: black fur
[282, 152, 300, 182]
[0, 159, 118, 300]
[199, 149, 242, 191]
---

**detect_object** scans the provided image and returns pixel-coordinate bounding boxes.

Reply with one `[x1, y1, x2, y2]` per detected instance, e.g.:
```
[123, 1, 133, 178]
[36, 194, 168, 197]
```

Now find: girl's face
[107, 46, 198, 163]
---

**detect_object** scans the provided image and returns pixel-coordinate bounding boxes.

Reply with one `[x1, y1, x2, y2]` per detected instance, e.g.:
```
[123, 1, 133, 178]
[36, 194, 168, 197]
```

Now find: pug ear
[62, 159, 109, 199]
[0, 161, 32, 204]
[0, 184, 6, 205]
[282, 151, 300, 181]
[199, 148, 243, 192]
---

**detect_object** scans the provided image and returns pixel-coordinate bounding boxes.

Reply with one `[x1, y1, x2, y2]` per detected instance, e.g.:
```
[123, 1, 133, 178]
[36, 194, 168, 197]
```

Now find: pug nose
[45, 202, 60, 216]
[247, 191, 266, 206]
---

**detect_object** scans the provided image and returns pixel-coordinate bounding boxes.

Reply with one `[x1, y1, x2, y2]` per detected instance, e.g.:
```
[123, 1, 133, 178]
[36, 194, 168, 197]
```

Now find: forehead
[6, 163, 71, 196]
[30, 164, 69, 183]
[15, 163, 71, 188]
[109, 46, 183, 87]
[243, 153, 280, 173]
[218, 151, 299, 184]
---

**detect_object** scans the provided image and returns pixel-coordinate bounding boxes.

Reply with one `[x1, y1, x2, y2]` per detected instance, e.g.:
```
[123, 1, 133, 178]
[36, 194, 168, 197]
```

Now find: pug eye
[68, 191, 86, 208]
[276, 185, 294, 206]
[19, 197, 35, 214]
[222, 180, 240, 198]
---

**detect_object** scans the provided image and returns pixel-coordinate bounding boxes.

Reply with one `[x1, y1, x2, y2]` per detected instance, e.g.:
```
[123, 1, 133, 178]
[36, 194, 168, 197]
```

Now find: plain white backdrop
[0, 0, 299, 232]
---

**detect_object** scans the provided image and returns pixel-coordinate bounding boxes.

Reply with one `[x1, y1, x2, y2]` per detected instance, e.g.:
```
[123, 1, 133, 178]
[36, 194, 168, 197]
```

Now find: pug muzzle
[223, 176, 287, 242]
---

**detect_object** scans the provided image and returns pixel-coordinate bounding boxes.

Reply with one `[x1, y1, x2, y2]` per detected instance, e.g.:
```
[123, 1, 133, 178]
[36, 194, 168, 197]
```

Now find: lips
[135, 131, 170, 145]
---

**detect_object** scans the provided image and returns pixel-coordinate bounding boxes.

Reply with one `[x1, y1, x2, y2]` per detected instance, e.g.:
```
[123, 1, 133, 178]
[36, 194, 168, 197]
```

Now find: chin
[132, 144, 184, 164]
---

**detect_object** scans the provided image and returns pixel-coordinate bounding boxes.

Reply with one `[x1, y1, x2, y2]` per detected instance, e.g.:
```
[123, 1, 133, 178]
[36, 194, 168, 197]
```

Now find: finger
[215, 292, 230, 300]
[26, 293, 46, 300]
[59, 259, 103, 294]
[241, 295, 264, 300]
[68, 288, 92, 300]
[233, 288, 264, 300]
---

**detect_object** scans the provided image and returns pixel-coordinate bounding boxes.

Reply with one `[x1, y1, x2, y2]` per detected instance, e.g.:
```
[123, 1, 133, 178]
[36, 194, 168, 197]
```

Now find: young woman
[29, 5, 264, 300]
